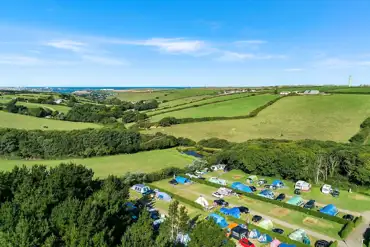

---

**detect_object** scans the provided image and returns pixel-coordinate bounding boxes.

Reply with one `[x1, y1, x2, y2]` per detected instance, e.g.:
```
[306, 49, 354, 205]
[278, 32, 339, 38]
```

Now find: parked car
[238, 206, 249, 214]
[331, 188, 340, 197]
[275, 193, 286, 201]
[315, 240, 330, 247]
[343, 214, 354, 221]
[264, 184, 277, 190]
[239, 238, 255, 247]
[213, 199, 229, 207]
[212, 192, 224, 198]
[249, 186, 257, 192]
[304, 199, 316, 209]
[257, 179, 267, 186]
[252, 215, 262, 223]
[169, 179, 178, 185]
[272, 228, 284, 234]
[294, 188, 301, 195]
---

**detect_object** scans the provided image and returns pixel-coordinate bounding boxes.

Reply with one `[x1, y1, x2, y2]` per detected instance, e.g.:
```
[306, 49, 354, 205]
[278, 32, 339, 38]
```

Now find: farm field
[0, 111, 99, 130]
[16, 102, 71, 113]
[329, 87, 370, 93]
[156, 95, 215, 108]
[144, 94, 370, 142]
[0, 149, 194, 178]
[150, 94, 278, 122]
[148, 92, 251, 116]
[151, 179, 343, 240]
[204, 170, 370, 213]
[114, 88, 222, 102]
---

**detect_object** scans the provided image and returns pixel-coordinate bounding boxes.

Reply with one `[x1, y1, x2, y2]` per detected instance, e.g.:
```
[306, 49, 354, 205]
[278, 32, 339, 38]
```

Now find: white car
[212, 192, 224, 198]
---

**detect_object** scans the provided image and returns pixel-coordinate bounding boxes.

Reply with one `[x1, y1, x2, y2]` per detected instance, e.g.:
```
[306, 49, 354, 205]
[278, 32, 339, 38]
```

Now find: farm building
[231, 182, 252, 193]
[287, 196, 305, 206]
[280, 91, 291, 95]
[131, 184, 150, 194]
[207, 213, 228, 228]
[175, 176, 190, 184]
[271, 180, 284, 188]
[320, 204, 339, 216]
[303, 90, 320, 95]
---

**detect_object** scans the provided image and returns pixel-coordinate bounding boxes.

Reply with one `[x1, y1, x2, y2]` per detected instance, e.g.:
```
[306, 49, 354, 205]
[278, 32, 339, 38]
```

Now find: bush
[354, 216, 363, 227]
[184, 175, 348, 225]
[198, 138, 231, 149]
[329, 241, 338, 247]
[339, 222, 354, 239]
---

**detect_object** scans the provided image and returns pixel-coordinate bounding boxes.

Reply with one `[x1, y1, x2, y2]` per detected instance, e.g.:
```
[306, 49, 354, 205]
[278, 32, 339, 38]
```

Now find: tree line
[0, 163, 234, 247]
[0, 99, 63, 119]
[209, 139, 370, 188]
[0, 128, 194, 159]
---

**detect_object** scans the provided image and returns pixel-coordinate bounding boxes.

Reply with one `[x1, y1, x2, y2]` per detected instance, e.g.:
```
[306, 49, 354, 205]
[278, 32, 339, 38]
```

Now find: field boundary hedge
[349, 117, 370, 144]
[184, 175, 348, 225]
[149, 183, 308, 247]
[149, 92, 256, 117]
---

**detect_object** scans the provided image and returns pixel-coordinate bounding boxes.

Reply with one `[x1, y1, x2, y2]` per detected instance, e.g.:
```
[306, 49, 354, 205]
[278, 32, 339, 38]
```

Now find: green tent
[288, 229, 311, 244]
[257, 219, 273, 230]
[246, 175, 258, 184]
[287, 196, 304, 206]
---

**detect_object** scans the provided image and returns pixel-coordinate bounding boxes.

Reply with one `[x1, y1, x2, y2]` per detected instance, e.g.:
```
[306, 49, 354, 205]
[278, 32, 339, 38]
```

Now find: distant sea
[25, 87, 187, 93]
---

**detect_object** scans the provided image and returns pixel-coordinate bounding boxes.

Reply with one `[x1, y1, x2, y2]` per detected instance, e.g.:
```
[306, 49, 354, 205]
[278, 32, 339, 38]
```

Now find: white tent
[195, 196, 209, 208]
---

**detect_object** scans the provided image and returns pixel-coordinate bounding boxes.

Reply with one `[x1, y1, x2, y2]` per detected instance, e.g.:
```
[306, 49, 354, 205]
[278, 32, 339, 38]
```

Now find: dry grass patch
[270, 207, 291, 217]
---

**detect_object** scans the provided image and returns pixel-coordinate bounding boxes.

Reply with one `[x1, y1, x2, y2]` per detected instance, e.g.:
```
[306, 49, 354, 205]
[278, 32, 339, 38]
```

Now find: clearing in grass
[0, 148, 194, 178]
[0, 111, 100, 130]
[144, 94, 370, 142]
[150, 94, 278, 122]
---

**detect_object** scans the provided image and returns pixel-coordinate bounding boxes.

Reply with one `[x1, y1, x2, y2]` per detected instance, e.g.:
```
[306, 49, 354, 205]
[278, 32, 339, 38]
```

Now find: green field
[150, 94, 277, 122]
[144, 94, 370, 142]
[16, 102, 71, 113]
[114, 88, 223, 102]
[0, 111, 99, 130]
[205, 170, 370, 213]
[151, 179, 343, 239]
[156, 95, 215, 109]
[0, 149, 194, 178]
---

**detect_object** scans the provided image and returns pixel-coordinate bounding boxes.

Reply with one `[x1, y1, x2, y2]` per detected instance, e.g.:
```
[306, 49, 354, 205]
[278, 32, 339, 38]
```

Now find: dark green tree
[121, 210, 154, 247]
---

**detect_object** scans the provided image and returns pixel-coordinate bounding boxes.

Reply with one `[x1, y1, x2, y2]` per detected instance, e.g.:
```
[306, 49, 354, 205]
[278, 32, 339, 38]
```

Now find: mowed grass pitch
[150, 94, 278, 122]
[0, 149, 195, 178]
[145, 95, 370, 142]
[0, 111, 100, 130]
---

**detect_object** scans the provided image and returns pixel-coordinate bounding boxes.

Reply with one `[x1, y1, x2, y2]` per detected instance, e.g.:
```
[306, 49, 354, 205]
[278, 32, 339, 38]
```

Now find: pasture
[151, 179, 343, 239]
[16, 102, 71, 113]
[0, 149, 194, 178]
[144, 94, 370, 142]
[150, 94, 278, 122]
[0, 111, 99, 130]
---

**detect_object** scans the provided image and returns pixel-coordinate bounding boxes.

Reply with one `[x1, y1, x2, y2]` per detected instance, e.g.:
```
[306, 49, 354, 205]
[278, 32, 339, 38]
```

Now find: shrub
[354, 216, 363, 227]
[329, 241, 338, 247]
[339, 222, 354, 239]
[198, 138, 231, 149]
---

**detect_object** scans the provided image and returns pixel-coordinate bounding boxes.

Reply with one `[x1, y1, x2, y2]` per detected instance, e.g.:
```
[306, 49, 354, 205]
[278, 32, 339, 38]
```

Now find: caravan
[131, 184, 151, 194]
[295, 180, 311, 191]
[321, 184, 332, 194]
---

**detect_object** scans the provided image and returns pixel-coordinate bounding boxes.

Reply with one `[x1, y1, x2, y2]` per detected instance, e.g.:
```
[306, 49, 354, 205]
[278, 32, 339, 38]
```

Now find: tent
[175, 176, 190, 184]
[231, 182, 253, 193]
[278, 244, 296, 247]
[230, 225, 249, 240]
[248, 229, 261, 239]
[258, 234, 273, 243]
[220, 207, 241, 219]
[258, 219, 273, 230]
[270, 239, 281, 247]
[289, 229, 310, 244]
[209, 177, 227, 186]
[272, 180, 284, 188]
[216, 187, 234, 196]
[246, 175, 258, 184]
[258, 190, 275, 199]
[156, 192, 172, 202]
[176, 233, 191, 245]
[287, 196, 304, 206]
[320, 204, 338, 216]
[195, 196, 209, 208]
[207, 213, 228, 228]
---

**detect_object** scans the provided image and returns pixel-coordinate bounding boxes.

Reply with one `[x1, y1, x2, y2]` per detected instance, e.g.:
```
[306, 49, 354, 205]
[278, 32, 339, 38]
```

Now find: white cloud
[45, 40, 86, 52]
[0, 55, 42, 65]
[285, 68, 304, 72]
[234, 40, 267, 46]
[81, 55, 128, 66]
[217, 51, 286, 62]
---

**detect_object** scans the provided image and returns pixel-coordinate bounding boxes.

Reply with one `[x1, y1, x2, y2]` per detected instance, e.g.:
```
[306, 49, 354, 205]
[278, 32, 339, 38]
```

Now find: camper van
[295, 181, 311, 191]
[321, 184, 332, 194]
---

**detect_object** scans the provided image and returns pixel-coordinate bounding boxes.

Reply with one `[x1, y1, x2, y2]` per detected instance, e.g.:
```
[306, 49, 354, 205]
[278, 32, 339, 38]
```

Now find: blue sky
[0, 0, 370, 87]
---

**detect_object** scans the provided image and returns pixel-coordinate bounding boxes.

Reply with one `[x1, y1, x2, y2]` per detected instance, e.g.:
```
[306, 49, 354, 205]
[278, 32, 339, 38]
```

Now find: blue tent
[220, 207, 241, 219]
[207, 213, 228, 228]
[320, 204, 338, 216]
[156, 192, 172, 201]
[231, 182, 253, 193]
[258, 189, 275, 199]
[258, 234, 273, 243]
[278, 244, 296, 247]
[272, 180, 284, 187]
[175, 176, 190, 184]
[248, 229, 261, 239]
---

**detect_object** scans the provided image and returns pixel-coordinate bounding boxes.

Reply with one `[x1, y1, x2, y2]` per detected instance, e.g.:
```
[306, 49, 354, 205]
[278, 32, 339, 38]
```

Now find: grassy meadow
[16, 102, 71, 113]
[0, 111, 99, 130]
[0, 149, 194, 178]
[144, 94, 370, 142]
